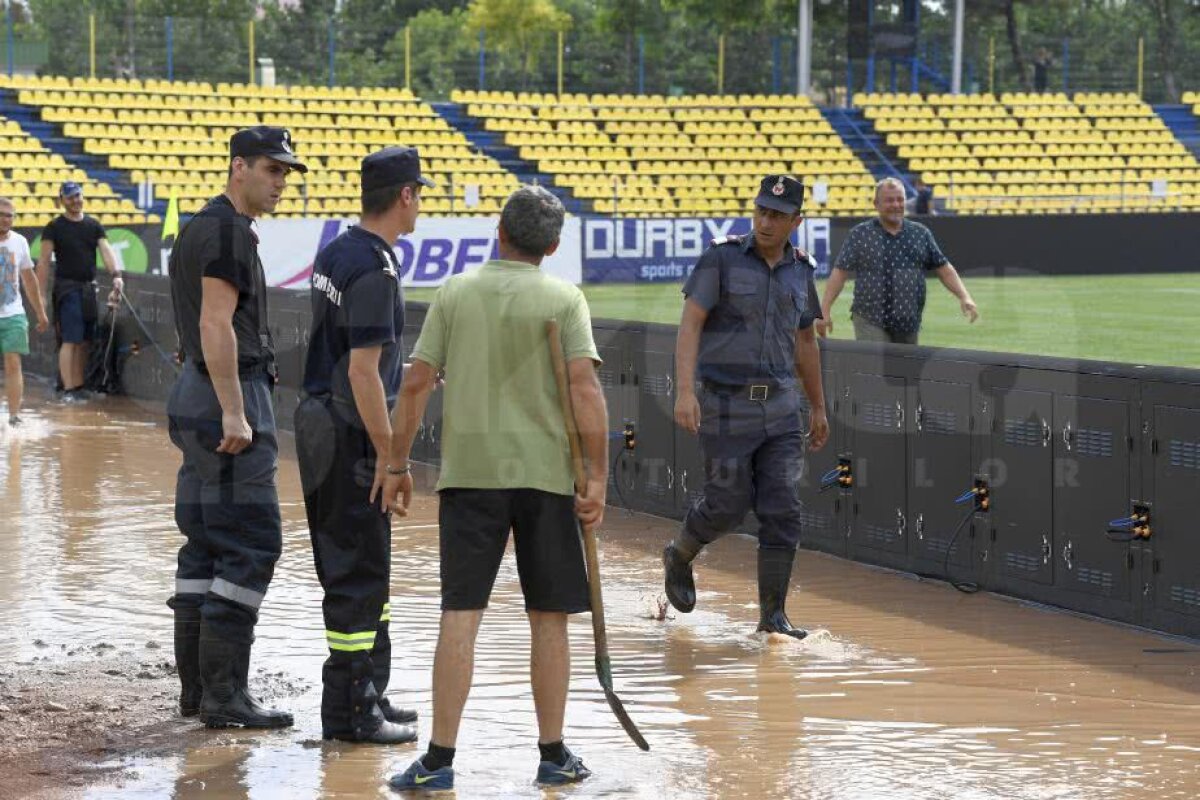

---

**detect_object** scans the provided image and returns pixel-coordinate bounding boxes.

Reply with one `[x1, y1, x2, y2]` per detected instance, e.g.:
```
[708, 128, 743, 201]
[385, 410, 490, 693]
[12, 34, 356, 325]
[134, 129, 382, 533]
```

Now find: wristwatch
[384, 463, 410, 476]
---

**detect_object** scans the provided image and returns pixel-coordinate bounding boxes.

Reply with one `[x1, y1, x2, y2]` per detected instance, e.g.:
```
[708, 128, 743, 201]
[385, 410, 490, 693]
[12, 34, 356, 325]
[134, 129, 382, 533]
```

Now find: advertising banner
[252, 217, 583, 289]
[581, 217, 832, 284]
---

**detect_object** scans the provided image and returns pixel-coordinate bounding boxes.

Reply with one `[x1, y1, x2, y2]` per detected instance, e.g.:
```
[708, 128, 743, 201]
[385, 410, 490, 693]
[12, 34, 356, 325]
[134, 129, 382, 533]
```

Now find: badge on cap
[280, 130, 293, 155]
[772, 177, 785, 196]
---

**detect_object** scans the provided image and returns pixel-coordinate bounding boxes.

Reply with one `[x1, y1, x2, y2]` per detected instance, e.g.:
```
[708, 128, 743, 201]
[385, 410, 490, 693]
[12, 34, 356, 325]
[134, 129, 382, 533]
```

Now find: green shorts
[0, 314, 29, 355]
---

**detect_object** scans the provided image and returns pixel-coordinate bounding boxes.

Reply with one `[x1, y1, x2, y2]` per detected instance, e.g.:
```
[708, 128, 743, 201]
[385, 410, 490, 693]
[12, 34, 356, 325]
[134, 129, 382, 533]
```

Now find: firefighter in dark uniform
[295, 146, 433, 744]
[166, 126, 304, 728]
[663, 175, 830, 639]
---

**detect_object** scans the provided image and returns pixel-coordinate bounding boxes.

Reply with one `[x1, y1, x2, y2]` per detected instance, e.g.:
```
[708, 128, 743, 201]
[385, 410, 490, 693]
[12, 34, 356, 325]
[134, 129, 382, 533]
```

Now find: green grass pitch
[407, 273, 1200, 370]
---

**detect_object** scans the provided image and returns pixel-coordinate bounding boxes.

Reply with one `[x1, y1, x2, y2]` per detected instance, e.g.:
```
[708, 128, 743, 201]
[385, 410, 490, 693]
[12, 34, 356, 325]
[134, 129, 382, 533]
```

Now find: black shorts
[438, 488, 590, 613]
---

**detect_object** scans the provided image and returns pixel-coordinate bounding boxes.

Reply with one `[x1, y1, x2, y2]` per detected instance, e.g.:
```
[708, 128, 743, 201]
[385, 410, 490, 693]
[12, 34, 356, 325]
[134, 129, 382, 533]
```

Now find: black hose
[118, 290, 180, 373]
[942, 506, 980, 594]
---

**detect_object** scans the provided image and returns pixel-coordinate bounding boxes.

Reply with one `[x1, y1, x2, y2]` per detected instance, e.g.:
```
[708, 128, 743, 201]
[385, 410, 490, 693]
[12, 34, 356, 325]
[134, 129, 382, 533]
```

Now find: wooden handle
[546, 319, 611, 659]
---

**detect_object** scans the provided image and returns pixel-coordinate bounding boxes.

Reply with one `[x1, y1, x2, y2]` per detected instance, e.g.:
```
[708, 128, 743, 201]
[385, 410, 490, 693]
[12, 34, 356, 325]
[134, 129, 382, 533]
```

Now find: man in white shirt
[0, 197, 48, 426]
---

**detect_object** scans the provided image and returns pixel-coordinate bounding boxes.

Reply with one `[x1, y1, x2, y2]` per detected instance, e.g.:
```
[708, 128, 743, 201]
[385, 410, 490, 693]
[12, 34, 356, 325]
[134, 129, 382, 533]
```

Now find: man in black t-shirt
[35, 181, 122, 402]
[295, 146, 431, 745]
[165, 126, 306, 730]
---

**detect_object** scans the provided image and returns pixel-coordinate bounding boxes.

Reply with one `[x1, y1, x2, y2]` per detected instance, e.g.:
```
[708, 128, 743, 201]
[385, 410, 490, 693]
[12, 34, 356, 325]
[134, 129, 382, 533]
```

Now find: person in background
[35, 181, 121, 402]
[818, 177, 978, 345]
[0, 197, 48, 426]
[1033, 47, 1054, 94]
[913, 177, 935, 215]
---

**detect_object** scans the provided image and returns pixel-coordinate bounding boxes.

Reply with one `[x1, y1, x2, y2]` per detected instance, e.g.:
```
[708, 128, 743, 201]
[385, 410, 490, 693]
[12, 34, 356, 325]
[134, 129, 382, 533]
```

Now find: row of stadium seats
[8, 73, 420, 102]
[452, 89, 820, 108]
[459, 92, 876, 216]
[0, 74, 514, 218]
[0, 115, 158, 228]
[855, 91, 1200, 215]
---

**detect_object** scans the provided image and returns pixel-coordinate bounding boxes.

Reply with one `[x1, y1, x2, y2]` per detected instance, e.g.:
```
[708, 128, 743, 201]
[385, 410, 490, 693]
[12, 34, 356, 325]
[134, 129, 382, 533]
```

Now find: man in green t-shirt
[381, 186, 608, 792]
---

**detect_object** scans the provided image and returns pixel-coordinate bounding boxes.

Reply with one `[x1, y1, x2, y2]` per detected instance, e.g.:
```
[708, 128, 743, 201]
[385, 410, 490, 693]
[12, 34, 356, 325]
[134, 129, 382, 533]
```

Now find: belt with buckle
[192, 359, 277, 382]
[703, 380, 780, 401]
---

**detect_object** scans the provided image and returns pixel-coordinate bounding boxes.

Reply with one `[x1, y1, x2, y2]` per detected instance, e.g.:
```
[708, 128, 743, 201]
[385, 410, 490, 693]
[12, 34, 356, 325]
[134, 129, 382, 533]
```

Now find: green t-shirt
[411, 259, 601, 495]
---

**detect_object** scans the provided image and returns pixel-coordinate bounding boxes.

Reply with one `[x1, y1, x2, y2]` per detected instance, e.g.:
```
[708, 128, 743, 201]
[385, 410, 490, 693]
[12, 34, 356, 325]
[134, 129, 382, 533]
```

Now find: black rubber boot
[323, 659, 417, 744]
[351, 718, 419, 744]
[663, 539, 699, 613]
[169, 602, 203, 717]
[198, 622, 294, 729]
[756, 547, 808, 641]
[378, 696, 418, 725]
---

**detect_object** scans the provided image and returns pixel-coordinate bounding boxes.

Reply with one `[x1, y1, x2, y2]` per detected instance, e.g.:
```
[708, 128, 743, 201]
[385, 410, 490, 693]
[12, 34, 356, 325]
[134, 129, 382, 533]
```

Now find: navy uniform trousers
[683, 383, 807, 551]
[166, 361, 283, 643]
[294, 394, 392, 739]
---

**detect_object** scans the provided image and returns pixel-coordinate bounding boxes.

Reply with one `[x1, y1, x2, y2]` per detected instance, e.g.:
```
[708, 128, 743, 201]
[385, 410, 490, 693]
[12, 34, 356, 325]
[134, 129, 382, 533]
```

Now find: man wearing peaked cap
[294, 145, 429, 744]
[228, 125, 309, 173]
[756, 173, 805, 215]
[664, 173, 830, 641]
[163, 125, 305, 731]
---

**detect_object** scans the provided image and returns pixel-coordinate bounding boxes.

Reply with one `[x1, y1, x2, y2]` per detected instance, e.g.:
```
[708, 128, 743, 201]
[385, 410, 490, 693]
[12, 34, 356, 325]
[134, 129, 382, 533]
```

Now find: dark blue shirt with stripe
[302, 226, 405, 404]
[682, 233, 821, 387]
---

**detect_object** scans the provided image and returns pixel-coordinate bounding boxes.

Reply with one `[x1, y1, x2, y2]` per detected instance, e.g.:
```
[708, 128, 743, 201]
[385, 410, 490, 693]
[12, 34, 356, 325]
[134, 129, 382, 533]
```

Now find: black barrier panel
[1142, 384, 1200, 631]
[594, 324, 631, 510]
[847, 372, 909, 566]
[796, 368, 845, 557]
[910, 378, 976, 572]
[1053, 391, 1137, 606]
[633, 329, 680, 519]
[988, 386, 1056, 588]
[829, 213, 1200, 276]
[43, 274, 1200, 639]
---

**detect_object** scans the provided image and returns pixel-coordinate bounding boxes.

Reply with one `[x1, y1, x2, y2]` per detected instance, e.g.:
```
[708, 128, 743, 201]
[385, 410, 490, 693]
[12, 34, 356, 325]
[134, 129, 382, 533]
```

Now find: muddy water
[2, 392, 1199, 799]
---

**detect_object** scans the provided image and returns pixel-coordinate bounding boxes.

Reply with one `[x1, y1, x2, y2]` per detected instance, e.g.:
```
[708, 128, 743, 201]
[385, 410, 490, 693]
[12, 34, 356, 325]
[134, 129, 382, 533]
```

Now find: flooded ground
[1, 386, 1199, 799]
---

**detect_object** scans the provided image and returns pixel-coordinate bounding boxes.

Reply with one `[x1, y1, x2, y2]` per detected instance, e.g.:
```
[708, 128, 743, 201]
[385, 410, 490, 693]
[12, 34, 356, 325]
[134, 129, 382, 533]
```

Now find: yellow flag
[162, 190, 179, 241]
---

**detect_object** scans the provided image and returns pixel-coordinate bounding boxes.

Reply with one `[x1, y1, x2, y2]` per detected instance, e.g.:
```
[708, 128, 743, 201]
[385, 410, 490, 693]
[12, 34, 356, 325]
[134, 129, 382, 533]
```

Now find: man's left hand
[112, 275, 124, 293]
[961, 298, 979, 323]
[35, 313, 49, 334]
[807, 408, 830, 452]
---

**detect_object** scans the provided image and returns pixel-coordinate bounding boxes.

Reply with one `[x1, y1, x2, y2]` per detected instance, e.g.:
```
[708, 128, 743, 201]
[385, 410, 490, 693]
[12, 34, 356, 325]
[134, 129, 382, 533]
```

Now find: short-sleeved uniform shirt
[169, 195, 274, 370]
[0, 232, 34, 319]
[302, 226, 404, 405]
[41, 215, 106, 283]
[681, 234, 821, 387]
[834, 218, 948, 334]
[412, 259, 601, 496]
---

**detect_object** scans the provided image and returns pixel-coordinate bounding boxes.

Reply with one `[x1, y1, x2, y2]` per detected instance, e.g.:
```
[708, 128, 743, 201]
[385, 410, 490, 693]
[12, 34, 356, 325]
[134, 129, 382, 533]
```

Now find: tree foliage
[17, 0, 1200, 102]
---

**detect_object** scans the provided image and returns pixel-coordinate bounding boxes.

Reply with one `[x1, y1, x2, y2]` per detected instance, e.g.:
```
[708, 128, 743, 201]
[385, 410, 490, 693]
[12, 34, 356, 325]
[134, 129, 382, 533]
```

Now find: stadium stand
[449, 90, 877, 217]
[0, 74, 518, 218]
[1, 73, 1196, 222]
[856, 91, 1200, 214]
[0, 111, 148, 229]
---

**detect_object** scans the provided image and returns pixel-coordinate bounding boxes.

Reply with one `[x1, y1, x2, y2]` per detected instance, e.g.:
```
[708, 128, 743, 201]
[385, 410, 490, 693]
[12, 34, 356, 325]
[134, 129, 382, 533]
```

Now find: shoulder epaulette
[794, 246, 817, 268]
[373, 245, 398, 278]
[710, 234, 745, 247]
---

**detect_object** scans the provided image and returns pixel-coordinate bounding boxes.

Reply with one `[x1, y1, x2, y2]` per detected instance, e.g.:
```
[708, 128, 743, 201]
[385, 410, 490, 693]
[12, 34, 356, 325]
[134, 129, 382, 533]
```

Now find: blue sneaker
[535, 746, 592, 786]
[389, 759, 454, 792]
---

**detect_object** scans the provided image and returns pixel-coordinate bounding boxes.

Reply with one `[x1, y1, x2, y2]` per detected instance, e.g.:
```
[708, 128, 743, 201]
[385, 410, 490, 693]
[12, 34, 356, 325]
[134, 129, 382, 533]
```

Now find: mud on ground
[0, 640, 307, 799]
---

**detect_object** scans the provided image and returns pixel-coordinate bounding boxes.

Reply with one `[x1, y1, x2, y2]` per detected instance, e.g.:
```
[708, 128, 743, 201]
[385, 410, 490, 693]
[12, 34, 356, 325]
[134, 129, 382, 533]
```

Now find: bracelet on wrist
[385, 463, 410, 476]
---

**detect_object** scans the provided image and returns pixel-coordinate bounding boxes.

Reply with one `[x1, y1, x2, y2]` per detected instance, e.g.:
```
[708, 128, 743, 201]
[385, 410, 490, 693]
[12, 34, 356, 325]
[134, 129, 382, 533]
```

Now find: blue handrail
[833, 106, 914, 194]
